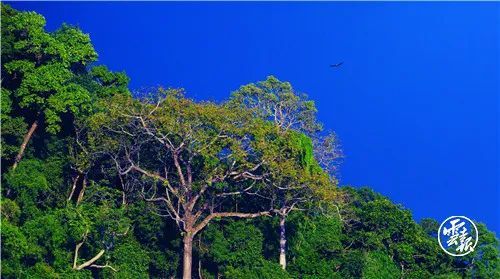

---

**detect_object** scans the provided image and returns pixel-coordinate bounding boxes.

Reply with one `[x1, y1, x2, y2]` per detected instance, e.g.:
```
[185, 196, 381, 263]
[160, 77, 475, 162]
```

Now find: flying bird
[330, 62, 344, 68]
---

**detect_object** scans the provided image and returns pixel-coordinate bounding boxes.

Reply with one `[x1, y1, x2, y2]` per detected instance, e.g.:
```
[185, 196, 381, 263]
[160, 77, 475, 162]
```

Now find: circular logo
[438, 216, 478, 256]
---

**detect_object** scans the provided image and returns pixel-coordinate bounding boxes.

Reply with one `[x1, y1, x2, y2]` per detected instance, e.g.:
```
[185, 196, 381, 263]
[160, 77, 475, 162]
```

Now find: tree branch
[90, 264, 118, 272]
[193, 211, 271, 235]
[75, 250, 105, 270]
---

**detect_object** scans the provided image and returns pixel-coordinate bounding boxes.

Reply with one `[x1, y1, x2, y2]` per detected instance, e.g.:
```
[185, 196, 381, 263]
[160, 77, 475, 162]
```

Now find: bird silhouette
[330, 62, 344, 68]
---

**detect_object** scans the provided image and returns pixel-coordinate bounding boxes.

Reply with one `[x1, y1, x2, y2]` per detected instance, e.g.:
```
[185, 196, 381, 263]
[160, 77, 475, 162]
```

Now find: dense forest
[1, 4, 499, 279]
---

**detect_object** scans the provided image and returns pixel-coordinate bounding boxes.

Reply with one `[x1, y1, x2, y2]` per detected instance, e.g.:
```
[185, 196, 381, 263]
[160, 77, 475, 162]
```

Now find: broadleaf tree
[2, 5, 499, 279]
[229, 75, 340, 269]
[1, 4, 97, 169]
[80, 90, 312, 278]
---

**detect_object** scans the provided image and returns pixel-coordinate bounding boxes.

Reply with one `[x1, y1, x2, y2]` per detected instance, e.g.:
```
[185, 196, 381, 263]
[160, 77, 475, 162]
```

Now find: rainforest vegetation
[1, 4, 499, 279]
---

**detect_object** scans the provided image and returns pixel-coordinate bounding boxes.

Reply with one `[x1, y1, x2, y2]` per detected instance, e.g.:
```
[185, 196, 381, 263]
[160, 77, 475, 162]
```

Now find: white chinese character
[443, 219, 465, 247]
[456, 227, 474, 253]
[438, 216, 478, 257]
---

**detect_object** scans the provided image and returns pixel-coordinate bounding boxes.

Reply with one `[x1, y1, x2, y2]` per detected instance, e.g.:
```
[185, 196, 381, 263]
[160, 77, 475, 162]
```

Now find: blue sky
[9, 2, 499, 233]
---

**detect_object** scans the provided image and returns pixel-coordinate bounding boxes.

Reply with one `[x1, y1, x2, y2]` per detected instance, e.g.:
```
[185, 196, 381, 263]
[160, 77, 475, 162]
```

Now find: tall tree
[82, 90, 296, 278]
[3, 5, 499, 278]
[229, 75, 339, 269]
[228, 75, 322, 134]
[1, 4, 97, 169]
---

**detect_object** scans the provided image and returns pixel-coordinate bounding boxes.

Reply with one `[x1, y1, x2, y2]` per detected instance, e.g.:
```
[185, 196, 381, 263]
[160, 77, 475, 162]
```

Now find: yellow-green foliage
[1, 5, 498, 279]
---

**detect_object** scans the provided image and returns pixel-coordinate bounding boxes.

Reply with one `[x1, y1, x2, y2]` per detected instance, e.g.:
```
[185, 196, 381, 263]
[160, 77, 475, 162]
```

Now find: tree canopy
[1, 4, 498, 279]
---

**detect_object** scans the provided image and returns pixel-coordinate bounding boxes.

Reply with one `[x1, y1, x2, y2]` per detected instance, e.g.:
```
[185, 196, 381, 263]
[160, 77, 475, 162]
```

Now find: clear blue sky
[9, 2, 499, 233]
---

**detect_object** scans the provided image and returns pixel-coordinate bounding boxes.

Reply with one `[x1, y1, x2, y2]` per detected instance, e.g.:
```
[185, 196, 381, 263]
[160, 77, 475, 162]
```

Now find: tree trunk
[198, 259, 203, 279]
[198, 236, 203, 279]
[279, 214, 287, 270]
[183, 233, 194, 279]
[12, 118, 39, 170]
[68, 172, 82, 201]
[76, 177, 87, 205]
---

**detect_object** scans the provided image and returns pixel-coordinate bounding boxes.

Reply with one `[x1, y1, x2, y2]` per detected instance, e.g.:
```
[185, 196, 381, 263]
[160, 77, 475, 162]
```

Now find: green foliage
[102, 238, 150, 278]
[288, 214, 342, 278]
[1, 198, 21, 224]
[1, 3, 130, 170]
[229, 75, 322, 133]
[89, 65, 130, 98]
[461, 223, 500, 279]
[204, 221, 264, 267]
[2, 3, 97, 133]
[25, 263, 61, 279]
[4, 159, 50, 219]
[288, 131, 316, 172]
[223, 263, 290, 279]
[1, 221, 29, 277]
[335, 250, 401, 279]
[1, 5, 498, 279]
[202, 221, 289, 279]
[0, 88, 27, 160]
[363, 251, 400, 279]
[5, 159, 49, 191]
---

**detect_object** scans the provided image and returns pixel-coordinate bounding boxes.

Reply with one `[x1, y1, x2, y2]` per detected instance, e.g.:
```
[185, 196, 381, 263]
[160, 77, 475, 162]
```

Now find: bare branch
[75, 250, 105, 270]
[193, 211, 271, 235]
[89, 264, 117, 272]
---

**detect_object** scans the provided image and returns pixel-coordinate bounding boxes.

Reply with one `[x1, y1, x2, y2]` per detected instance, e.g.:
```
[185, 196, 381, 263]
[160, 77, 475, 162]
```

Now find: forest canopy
[1, 4, 499, 279]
